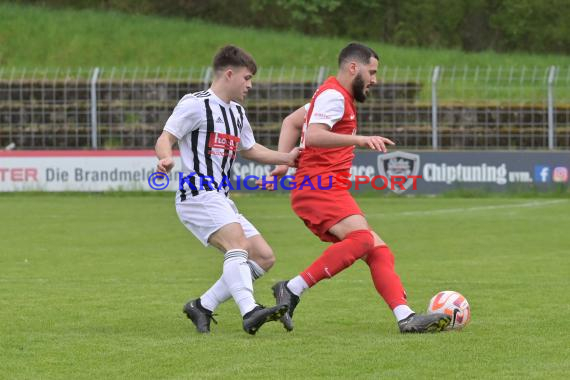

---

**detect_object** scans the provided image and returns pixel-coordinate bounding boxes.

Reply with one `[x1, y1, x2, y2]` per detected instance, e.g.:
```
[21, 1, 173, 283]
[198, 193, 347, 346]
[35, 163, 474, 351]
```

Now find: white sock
[287, 275, 309, 297]
[200, 278, 229, 312]
[393, 305, 415, 321]
[222, 249, 257, 316]
[200, 259, 265, 312]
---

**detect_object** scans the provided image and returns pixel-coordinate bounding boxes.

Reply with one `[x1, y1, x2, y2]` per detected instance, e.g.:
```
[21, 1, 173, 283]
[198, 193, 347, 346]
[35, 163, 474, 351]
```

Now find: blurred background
[1, 0, 569, 151]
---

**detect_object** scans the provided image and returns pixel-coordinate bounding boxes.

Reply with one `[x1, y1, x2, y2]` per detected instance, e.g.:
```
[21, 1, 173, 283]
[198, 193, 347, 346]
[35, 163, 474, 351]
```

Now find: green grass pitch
[1, 193, 569, 379]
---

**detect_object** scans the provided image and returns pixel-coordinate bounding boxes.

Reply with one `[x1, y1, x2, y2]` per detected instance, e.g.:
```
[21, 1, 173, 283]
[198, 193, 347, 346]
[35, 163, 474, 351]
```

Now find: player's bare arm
[155, 130, 177, 173]
[306, 124, 395, 152]
[240, 143, 300, 166]
[270, 105, 306, 178]
[278, 106, 305, 153]
[269, 105, 305, 179]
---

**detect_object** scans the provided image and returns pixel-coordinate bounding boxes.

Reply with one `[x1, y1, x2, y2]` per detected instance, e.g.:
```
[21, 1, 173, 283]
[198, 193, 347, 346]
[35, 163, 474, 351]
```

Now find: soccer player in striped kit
[270, 43, 451, 333]
[155, 45, 299, 335]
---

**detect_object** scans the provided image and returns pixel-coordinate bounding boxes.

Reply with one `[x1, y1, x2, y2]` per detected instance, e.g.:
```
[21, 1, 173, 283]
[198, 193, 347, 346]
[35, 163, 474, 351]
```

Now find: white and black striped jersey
[164, 89, 255, 200]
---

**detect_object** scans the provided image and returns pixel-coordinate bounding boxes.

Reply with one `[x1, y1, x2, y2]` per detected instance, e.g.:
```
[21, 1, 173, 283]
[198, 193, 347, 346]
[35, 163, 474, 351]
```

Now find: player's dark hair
[213, 45, 257, 75]
[338, 42, 379, 67]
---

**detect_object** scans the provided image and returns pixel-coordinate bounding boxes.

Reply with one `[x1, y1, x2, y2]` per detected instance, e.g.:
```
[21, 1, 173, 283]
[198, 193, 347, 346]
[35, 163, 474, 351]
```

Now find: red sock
[301, 230, 374, 286]
[364, 245, 407, 310]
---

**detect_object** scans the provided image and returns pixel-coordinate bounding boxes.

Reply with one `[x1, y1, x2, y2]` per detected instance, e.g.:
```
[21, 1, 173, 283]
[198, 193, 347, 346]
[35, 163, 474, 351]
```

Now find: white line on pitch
[385, 199, 568, 217]
[251, 199, 568, 219]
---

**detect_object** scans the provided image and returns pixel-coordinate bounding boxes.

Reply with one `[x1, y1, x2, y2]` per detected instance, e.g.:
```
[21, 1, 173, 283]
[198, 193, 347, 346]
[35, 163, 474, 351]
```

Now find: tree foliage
[11, 0, 569, 53]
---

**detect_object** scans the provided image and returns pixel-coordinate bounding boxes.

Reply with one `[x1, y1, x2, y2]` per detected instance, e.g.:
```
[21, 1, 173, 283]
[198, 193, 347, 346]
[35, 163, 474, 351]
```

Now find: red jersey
[296, 77, 357, 180]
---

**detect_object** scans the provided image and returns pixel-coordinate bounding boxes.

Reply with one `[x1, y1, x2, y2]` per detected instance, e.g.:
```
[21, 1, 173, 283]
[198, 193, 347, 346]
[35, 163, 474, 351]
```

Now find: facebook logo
[534, 166, 551, 183]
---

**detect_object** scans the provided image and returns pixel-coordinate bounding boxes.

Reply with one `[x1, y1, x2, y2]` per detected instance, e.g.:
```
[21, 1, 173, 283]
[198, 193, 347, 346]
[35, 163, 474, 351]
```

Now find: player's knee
[357, 229, 375, 252]
[346, 229, 375, 257]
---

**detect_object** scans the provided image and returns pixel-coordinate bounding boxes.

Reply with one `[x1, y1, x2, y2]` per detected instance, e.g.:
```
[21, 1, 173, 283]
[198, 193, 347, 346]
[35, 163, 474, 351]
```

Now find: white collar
[208, 89, 232, 107]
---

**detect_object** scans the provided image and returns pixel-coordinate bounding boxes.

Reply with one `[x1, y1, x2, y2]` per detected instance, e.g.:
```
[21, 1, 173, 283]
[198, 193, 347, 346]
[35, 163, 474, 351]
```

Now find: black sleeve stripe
[236, 105, 244, 131]
[227, 108, 240, 171]
[189, 129, 201, 195]
[219, 105, 232, 190]
[203, 99, 218, 191]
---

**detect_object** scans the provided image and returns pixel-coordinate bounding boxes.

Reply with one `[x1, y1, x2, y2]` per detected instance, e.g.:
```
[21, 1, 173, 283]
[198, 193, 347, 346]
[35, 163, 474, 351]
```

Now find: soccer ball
[427, 291, 471, 330]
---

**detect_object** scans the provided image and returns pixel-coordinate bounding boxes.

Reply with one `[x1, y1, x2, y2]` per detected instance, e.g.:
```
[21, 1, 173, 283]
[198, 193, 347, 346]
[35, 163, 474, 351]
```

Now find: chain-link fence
[0, 66, 568, 150]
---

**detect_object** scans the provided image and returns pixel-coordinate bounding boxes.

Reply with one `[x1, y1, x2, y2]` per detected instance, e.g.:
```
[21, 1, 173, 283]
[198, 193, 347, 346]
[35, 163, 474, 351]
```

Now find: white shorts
[175, 191, 260, 247]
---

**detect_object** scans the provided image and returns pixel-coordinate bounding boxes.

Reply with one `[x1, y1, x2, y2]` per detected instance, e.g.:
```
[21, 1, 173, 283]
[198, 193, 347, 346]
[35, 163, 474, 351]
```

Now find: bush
[9, 0, 569, 54]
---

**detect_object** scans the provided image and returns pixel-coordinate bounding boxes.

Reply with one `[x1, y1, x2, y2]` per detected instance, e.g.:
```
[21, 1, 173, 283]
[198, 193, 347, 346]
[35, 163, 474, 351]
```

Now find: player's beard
[352, 73, 367, 103]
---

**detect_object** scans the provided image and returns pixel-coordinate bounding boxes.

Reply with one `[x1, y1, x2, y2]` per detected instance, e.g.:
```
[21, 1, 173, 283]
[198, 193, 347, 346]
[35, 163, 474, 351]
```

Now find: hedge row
[13, 0, 570, 54]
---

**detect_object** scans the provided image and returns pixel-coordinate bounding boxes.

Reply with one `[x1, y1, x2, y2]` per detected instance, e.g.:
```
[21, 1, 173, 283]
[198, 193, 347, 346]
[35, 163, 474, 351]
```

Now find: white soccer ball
[427, 290, 471, 330]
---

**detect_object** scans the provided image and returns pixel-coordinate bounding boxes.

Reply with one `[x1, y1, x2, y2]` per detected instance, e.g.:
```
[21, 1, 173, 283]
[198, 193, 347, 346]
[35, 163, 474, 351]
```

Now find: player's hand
[157, 157, 174, 173]
[285, 147, 301, 167]
[270, 165, 289, 178]
[256, 165, 289, 191]
[357, 136, 395, 153]
[255, 175, 278, 191]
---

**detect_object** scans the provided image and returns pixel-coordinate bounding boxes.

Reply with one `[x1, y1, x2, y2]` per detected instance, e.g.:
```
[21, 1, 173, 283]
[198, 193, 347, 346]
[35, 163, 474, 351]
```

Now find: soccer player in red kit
[270, 43, 451, 333]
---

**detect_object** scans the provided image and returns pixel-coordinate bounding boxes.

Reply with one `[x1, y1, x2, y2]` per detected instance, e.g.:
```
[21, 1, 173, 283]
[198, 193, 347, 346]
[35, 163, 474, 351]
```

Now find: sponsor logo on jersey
[208, 133, 240, 152]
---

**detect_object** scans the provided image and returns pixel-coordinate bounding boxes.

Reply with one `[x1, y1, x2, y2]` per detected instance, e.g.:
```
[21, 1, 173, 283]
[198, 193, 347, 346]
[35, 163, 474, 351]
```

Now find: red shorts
[291, 188, 363, 243]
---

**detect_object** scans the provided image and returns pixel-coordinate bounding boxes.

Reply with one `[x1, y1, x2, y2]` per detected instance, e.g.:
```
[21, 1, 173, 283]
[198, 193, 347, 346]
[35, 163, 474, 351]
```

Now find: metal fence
[0, 66, 569, 150]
